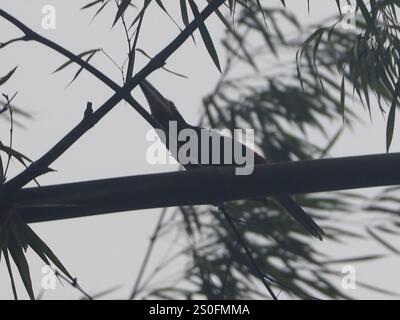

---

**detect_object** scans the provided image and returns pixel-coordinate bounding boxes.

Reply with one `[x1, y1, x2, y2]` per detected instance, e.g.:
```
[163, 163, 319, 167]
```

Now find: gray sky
[0, 0, 399, 299]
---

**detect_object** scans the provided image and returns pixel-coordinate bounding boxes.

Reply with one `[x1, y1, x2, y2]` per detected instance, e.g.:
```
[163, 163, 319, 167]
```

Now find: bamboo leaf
[113, 0, 131, 26]
[188, 0, 221, 72]
[340, 75, 345, 120]
[7, 225, 35, 300]
[81, 0, 105, 10]
[67, 49, 100, 86]
[386, 79, 400, 152]
[53, 49, 99, 74]
[22, 222, 73, 280]
[0, 67, 18, 87]
[3, 249, 18, 300]
[367, 227, 400, 255]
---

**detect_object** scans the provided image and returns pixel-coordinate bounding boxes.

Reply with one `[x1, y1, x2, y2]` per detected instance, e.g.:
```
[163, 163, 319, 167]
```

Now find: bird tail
[275, 195, 324, 241]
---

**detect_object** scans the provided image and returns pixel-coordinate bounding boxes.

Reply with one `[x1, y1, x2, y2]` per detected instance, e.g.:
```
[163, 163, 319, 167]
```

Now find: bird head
[139, 79, 189, 132]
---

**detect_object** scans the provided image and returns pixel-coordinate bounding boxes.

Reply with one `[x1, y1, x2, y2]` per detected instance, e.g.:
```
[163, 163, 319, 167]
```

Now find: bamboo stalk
[15, 153, 400, 223]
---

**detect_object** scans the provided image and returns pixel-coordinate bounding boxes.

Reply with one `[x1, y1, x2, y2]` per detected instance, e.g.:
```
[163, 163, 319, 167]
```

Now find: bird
[139, 79, 325, 241]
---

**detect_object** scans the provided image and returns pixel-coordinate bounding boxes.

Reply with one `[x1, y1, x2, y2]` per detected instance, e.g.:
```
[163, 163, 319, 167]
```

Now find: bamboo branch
[15, 153, 400, 224]
[0, 0, 227, 195]
[0, 8, 159, 129]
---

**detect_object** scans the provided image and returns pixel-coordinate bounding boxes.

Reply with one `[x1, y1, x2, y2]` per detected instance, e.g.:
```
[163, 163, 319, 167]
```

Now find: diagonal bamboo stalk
[0, 0, 227, 196]
[0, 8, 159, 130]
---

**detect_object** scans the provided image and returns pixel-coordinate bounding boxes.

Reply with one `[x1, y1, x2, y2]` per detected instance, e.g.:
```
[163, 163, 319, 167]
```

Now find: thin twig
[130, 207, 168, 299]
[220, 240, 239, 299]
[0, 36, 28, 49]
[54, 270, 93, 300]
[219, 204, 277, 300]
[100, 48, 126, 84]
[263, 273, 320, 300]
[121, 0, 149, 82]
[3, 92, 17, 177]
[135, 230, 192, 296]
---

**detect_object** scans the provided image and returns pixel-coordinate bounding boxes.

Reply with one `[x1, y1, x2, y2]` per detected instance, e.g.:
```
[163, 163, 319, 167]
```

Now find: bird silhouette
[139, 79, 324, 241]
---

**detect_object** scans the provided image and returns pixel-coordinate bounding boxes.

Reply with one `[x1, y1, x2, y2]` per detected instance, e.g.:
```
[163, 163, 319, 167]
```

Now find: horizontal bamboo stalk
[15, 153, 400, 223]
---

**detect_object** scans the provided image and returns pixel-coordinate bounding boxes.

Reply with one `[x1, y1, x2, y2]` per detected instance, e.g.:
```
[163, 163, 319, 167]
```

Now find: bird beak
[139, 79, 177, 124]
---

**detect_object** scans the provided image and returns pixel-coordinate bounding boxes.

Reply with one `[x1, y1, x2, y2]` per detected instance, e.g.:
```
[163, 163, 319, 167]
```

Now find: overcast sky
[0, 0, 399, 299]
